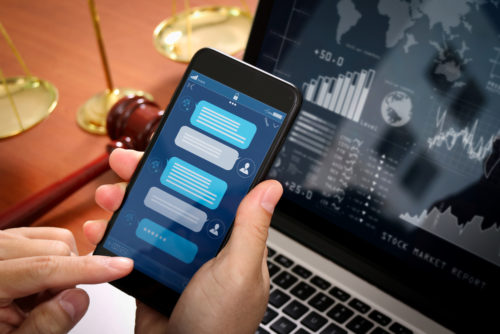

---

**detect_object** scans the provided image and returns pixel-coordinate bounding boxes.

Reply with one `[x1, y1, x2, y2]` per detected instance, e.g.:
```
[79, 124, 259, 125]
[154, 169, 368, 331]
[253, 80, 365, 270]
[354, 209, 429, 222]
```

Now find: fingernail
[95, 184, 109, 193]
[59, 290, 87, 321]
[260, 184, 282, 214]
[102, 256, 134, 271]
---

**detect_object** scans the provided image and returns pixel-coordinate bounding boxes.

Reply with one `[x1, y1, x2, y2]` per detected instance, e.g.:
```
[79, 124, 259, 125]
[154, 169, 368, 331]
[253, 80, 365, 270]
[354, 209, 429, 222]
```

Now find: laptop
[243, 1, 500, 333]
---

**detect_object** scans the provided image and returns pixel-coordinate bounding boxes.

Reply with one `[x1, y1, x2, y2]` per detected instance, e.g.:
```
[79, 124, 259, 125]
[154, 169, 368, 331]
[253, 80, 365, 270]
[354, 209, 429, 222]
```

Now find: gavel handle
[0, 153, 110, 230]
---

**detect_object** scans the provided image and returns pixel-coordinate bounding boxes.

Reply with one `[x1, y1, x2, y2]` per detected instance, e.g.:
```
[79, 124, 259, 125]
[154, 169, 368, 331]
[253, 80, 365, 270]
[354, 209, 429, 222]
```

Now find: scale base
[77, 88, 153, 135]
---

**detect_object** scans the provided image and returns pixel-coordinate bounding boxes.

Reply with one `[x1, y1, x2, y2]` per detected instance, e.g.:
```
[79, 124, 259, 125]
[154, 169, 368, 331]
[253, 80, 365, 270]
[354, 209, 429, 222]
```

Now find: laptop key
[389, 322, 413, 334]
[310, 275, 331, 290]
[269, 289, 291, 308]
[308, 292, 334, 312]
[329, 287, 350, 302]
[346, 315, 374, 334]
[368, 310, 391, 326]
[371, 327, 390, 334]
[283, 300, 309, 319]
[301, 311, 328, 331]
[319, 323, 347, 334]
[256, 326, 270, 334]
[262, 306, 278, 324]
[268, 261, 281, 277]
[326, 304, 354, 324]
[267, 246, 276, 258]
[294, 329, 311, 334]
[291, 281, 317, 300]
[273, 272, 299, 290]
[292, 265, 312, 279]
[348, 298, 371, 314]
[271, 316, 297, 334]
[275, 254, 294, 268]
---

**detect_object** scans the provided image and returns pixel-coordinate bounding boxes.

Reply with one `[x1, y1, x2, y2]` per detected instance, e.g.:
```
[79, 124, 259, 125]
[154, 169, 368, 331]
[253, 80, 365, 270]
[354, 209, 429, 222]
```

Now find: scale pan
[0, 76, 58, 139]
[153, 6, 252, 63]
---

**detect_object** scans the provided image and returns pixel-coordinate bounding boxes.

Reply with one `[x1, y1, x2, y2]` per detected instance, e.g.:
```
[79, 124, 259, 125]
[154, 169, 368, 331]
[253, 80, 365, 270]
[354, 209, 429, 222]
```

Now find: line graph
[400, 207, 500, 267]
[427, 107, 499, 163]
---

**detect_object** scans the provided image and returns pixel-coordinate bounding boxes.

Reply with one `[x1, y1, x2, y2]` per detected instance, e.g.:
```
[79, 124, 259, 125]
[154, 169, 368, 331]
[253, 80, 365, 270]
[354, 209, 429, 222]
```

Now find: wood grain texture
[0, 0, 257, 254]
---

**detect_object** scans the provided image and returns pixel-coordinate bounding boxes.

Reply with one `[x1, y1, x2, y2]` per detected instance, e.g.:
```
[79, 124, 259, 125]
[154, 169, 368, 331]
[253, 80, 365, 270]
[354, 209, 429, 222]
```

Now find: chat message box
[160, 157, 227, 210]
[175, 126, 238, 170]
[144, 187, 207, 232]
[191, 100, 257, 149]
[136, 218, 198, 264]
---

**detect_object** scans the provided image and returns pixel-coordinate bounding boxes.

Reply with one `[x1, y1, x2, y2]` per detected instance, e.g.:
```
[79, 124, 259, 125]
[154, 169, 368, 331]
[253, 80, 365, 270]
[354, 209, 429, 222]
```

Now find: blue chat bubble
[191, 100, 257, 149]
[160, 157, 227, 210]
[136, 218, 198, 264]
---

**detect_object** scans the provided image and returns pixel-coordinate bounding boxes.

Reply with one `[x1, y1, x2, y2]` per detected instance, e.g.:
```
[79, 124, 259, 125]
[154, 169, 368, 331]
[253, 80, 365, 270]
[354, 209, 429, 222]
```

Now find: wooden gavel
[0, 96, 163, 230]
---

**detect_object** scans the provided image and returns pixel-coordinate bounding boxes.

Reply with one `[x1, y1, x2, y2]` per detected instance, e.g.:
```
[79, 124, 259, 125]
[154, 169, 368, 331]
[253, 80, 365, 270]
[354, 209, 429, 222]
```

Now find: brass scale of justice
[0, 0, 253, 228]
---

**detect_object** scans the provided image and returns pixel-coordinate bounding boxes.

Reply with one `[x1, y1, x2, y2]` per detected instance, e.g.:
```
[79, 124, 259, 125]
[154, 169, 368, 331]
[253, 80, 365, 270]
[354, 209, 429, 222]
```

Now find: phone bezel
[94, 48, 302, 316]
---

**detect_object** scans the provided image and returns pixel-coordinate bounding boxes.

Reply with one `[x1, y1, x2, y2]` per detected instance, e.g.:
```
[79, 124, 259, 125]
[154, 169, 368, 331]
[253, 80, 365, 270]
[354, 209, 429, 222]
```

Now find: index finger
[0, 256, 133, 301]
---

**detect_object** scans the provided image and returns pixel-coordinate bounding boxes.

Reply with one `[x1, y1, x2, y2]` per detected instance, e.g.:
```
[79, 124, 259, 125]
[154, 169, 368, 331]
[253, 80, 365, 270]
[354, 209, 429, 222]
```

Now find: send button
[136, 218, 198, 264]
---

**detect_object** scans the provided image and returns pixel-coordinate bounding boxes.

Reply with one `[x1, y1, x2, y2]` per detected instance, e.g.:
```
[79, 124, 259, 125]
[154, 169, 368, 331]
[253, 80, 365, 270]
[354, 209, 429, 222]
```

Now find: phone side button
[136, 218, 198, 264]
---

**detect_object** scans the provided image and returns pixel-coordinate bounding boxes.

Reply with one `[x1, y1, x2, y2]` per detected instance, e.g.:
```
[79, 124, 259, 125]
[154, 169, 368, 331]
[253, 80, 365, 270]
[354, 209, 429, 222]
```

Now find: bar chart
[302, 69, 376, 122]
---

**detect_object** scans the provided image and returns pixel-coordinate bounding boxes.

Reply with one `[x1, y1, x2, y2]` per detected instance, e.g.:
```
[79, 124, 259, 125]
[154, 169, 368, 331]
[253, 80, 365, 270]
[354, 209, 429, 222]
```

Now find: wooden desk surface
[0, 0, 257, 254]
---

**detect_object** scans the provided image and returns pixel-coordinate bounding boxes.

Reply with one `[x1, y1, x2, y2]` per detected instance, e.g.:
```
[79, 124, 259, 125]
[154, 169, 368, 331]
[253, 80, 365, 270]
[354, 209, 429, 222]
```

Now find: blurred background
[0, 0, 257, 254]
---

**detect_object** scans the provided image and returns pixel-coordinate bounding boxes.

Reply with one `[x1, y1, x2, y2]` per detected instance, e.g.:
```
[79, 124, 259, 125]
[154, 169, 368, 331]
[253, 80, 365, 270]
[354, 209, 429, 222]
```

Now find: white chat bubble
[175, 126, 239, 170]
[144, 187, 207, 232]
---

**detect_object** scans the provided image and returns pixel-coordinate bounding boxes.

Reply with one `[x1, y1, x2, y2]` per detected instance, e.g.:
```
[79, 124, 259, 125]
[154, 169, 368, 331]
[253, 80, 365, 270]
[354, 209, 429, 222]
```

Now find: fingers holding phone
[83, 149, 144, 246]
[86, 150, 283, 334]
[93, 48, 300, 317]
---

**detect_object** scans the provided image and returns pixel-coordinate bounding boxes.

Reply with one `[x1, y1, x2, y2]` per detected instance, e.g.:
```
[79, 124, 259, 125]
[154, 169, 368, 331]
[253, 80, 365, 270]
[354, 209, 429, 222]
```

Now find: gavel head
[106, 96, 163, 152]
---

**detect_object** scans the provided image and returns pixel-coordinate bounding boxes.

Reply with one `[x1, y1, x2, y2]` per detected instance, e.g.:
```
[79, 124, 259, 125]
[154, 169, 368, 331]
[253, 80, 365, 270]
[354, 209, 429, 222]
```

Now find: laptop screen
[245, 0, 500, 327]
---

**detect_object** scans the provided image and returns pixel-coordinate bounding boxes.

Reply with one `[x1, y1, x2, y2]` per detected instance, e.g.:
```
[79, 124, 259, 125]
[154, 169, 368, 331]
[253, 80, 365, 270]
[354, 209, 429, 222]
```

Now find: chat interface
[103, 70, 286, 293]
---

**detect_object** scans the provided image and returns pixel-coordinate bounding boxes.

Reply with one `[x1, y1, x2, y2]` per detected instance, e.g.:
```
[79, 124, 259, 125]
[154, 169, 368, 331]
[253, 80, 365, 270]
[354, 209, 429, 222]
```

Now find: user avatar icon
[239, 162, 250, 175]
[236, 158, 255, 178]
[206, 219, 225, 239]
[209, 224, 220, 236]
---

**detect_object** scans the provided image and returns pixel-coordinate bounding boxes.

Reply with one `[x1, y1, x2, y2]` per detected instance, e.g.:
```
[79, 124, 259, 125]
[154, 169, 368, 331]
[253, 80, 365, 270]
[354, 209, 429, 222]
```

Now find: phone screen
[102, 70, 287, 293]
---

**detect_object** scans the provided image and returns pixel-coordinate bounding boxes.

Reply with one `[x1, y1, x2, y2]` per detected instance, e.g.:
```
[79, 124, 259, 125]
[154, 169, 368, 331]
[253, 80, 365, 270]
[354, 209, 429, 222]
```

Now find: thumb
[224, 180, 283, 269]
[15, 288, 89, 334]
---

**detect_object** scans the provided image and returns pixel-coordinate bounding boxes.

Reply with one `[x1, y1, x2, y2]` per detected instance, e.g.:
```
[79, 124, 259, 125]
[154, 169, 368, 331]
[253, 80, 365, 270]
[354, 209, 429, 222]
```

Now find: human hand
[85, 148, 283, 334]
[0, 227, 133, 334]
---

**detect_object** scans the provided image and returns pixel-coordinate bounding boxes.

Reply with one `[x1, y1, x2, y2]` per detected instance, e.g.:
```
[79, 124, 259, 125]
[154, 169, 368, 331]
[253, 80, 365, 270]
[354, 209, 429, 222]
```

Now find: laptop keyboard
[256, 247, 414, 334]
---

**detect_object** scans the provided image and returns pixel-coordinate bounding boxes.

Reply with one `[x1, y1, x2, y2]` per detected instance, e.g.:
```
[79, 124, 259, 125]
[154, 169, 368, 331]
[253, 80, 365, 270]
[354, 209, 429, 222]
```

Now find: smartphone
[94, 48, 301, 315]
